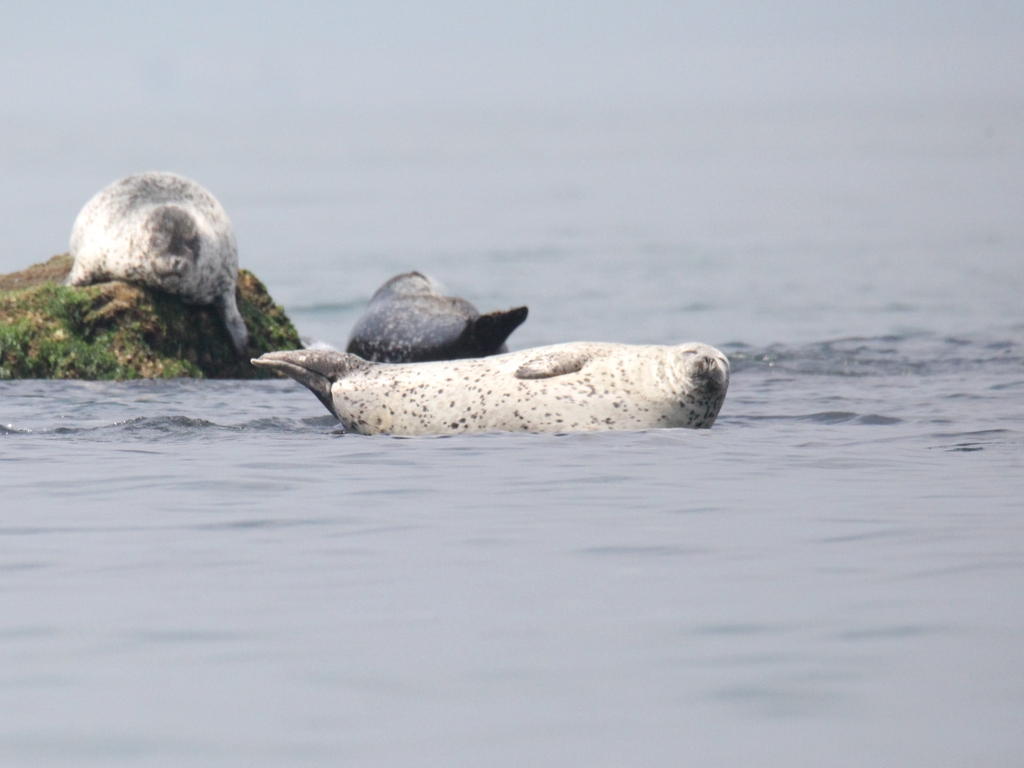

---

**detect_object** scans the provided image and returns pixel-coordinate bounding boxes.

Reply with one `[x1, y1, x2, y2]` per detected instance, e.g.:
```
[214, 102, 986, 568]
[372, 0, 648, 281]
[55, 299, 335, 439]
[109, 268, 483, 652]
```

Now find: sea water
[1, 100, 1023, 766]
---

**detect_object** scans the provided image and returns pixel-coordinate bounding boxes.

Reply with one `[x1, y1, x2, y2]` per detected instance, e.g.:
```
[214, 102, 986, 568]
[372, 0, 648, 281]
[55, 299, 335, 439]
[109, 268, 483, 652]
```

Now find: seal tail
[251, 350, 370, 418]
[465, 306, 528, 355]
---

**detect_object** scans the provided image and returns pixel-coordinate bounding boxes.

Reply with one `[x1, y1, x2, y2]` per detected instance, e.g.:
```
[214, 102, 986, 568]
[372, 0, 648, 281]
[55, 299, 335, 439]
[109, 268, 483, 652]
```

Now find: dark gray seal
[346, 272, 528, 363]
[67, 172, 248, 354]
[252, 341, 730, 435]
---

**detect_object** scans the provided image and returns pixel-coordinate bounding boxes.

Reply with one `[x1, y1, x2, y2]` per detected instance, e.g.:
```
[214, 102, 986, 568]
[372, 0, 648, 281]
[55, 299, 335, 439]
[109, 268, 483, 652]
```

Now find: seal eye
[168, 233, 200, 260]
[186, 235, 200, 260]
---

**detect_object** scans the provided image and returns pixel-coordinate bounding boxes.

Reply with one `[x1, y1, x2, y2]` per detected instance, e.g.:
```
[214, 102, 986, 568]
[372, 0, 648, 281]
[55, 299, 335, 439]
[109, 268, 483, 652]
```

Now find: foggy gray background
[2, 1, 1023, 112]
[1, 1, 1022, 345]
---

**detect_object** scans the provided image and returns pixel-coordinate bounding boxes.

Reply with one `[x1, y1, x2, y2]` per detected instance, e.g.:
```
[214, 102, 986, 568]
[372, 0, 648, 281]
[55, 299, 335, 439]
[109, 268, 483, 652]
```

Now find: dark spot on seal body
[346, 271, 528, 363]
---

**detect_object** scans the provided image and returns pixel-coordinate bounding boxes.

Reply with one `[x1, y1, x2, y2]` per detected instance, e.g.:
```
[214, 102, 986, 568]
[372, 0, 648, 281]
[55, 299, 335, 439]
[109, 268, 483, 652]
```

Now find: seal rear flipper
[252, 350, 370, 418]
[466, 306, 529, 356]
[515, 349, 591, 379]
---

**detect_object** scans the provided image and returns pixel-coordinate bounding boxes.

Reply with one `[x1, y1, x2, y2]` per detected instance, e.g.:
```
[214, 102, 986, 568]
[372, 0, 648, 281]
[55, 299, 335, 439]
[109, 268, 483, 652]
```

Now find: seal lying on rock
[67, 172, 249, 354]
[253, 342, 730, 435]
[346, 272, 528, 362]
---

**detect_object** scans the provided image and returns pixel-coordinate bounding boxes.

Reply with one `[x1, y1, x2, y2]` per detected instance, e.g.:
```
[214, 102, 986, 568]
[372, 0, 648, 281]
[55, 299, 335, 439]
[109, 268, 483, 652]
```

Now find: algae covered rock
[0, 255, 302, 379]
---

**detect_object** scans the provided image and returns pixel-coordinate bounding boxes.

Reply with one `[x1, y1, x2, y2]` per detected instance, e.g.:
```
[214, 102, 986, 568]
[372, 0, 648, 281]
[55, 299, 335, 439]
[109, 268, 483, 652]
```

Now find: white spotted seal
[346, 271, 528, 362]
[67, 172, 249, 354]
[252, 341, 729, 435]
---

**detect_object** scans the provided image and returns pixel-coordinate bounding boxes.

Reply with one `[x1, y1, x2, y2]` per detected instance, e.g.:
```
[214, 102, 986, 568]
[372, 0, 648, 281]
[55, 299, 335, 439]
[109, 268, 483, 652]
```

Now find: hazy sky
[2, 1, 1022, 116]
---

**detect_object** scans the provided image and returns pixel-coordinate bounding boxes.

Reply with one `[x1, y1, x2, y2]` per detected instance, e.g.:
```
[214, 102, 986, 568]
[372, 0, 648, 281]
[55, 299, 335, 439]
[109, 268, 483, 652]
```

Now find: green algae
[0, 255, 302, 380]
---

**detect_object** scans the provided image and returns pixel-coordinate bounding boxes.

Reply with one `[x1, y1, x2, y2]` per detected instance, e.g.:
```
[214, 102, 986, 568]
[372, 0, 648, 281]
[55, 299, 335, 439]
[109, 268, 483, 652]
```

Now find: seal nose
[686, 352, 728, 390]
[686, 353, 716, 377]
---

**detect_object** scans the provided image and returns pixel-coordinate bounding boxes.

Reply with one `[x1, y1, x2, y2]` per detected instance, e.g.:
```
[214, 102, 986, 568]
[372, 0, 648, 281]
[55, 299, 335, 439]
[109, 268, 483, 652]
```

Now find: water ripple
[726, 333, 1024, 376]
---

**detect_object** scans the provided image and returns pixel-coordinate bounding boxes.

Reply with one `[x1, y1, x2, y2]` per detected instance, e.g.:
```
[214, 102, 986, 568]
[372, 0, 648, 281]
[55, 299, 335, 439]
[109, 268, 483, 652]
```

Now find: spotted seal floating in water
[66, 172, 249, 354]
[253, 342, 729, 435]
[346, 272, 528, 362]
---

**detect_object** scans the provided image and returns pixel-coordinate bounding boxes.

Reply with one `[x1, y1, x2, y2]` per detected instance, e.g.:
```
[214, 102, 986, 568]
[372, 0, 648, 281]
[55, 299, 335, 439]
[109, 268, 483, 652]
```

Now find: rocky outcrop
[0, 255, 302, 379]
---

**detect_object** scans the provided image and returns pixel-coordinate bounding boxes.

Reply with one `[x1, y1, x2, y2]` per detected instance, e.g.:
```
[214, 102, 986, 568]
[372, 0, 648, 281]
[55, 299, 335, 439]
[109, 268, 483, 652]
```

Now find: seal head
[67, 172, 249, 354]
[346, 272, 528, 363]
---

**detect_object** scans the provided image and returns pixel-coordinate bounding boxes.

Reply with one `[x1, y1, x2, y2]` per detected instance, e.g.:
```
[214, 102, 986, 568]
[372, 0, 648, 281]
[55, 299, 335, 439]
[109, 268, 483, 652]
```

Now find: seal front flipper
[514, 348, 591, 379]
[252, 350, 370, 418]
[218, 292, 250, 356]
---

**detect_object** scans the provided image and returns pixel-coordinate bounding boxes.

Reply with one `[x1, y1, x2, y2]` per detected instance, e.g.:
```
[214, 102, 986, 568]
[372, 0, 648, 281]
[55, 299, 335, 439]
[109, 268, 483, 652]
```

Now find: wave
[286, 300, 367, 314]
[725, 411, 903, 425]
[724, 333, 1024, 377]
[4, 414, 345, 439]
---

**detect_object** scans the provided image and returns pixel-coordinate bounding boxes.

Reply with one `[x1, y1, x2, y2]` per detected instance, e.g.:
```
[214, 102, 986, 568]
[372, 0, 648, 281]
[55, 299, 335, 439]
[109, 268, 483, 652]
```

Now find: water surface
[2, 97, 1023, 766]
[2, 334, 1023, 766]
